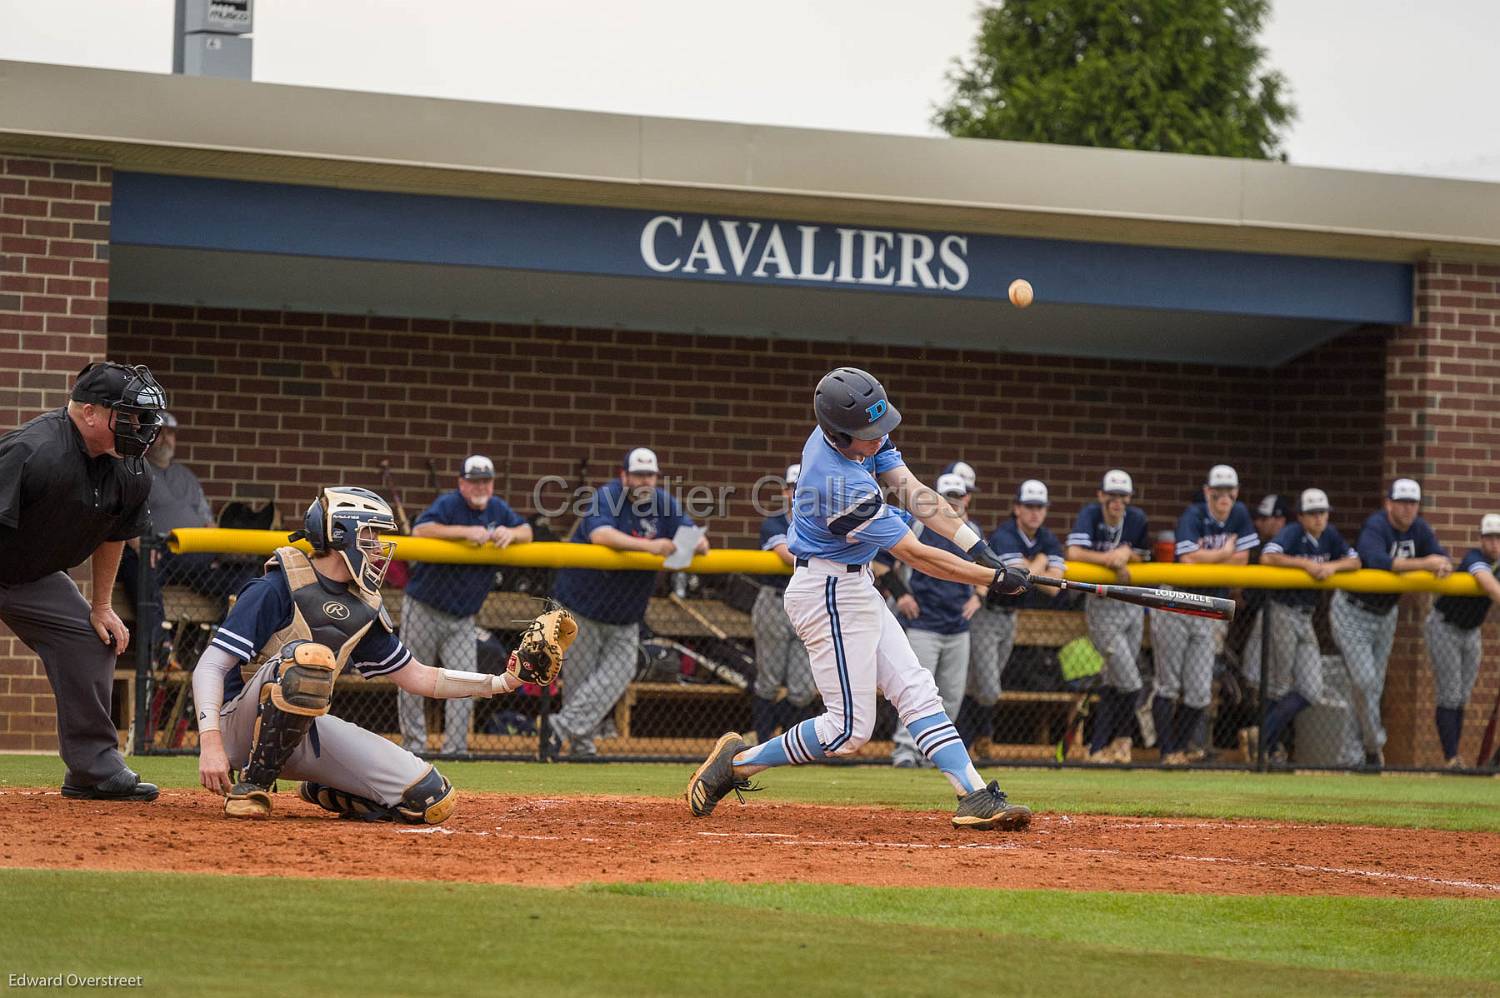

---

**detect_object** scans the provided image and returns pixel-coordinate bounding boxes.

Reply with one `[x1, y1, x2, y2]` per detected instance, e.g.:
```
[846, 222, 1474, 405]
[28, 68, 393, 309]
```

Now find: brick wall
[1382, 259, 1500, 766]
[106, 306, 1388, 547]
[0, 156, 113, 751]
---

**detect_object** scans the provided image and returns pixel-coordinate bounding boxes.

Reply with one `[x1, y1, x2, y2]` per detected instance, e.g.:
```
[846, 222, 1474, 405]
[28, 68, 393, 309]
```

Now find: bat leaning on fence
[1478, 672, 1500, 769]
[1028, 575, 1236, 621]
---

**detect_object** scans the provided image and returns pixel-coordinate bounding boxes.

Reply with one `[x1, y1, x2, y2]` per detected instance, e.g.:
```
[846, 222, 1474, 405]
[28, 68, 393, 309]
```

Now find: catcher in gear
[192, 486, 576, 821]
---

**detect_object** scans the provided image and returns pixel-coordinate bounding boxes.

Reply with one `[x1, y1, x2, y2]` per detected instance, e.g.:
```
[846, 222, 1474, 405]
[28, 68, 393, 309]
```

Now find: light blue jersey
[787, 427, 912, 565]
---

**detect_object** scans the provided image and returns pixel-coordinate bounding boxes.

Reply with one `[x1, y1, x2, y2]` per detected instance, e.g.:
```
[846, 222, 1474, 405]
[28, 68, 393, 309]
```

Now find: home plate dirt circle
[3, 789, 1497, 899]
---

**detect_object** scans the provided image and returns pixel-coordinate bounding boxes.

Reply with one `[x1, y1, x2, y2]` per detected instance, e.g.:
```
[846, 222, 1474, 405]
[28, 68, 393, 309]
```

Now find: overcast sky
[3, 0, 1497, 182]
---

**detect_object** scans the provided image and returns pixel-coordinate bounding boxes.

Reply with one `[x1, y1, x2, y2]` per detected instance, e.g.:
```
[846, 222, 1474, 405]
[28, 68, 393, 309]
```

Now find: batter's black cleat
[686, 732, 754, 817]
[952, 781, 1031, 830]
[61, 768, 159, 803]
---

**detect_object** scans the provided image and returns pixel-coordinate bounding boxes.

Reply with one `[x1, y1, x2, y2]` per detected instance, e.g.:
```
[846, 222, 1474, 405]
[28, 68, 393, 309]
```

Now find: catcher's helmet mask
[70, 362, 168, 475]
[292, 486, 398, 596]
[814, 367, 901, 447]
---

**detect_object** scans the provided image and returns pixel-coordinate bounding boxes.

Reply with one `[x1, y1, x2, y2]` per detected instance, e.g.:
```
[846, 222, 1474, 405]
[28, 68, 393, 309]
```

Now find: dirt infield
[3, 788, 1498, 898]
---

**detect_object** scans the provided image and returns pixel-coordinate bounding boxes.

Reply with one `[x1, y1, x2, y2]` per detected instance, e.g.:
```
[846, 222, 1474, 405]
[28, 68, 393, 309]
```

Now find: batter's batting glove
[988, 565, 1031, 598]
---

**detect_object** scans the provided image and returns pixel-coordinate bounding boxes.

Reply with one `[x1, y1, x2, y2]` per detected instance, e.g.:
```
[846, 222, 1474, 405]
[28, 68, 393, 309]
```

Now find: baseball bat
[668, 592, 758, 675]
[1029, 576, 1235, 621]
[1478, 677, 1500, 767]
[378, 460, 412, 535]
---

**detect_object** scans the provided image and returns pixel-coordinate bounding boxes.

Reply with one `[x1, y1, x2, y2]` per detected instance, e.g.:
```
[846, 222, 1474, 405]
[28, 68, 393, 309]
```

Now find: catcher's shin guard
[297, 767, 456, 825]
[226, 641, 335, 818]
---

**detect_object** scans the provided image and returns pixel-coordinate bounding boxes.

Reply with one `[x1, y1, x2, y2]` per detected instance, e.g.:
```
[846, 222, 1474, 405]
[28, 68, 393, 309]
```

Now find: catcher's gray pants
[1329, 590, 1397, 754]
[1265, 601, 1323, 701]
[1150, 611, 1222, 710]
[396, 595, 474, 755]
[219, 656, 430, 807]
[550, 611, 637, 751]
[1424, 610, 1482, 709]
[0, 571, 127, 784]
[892, 628, 971, 764]
[966, 607, 1015, 706]
[751, 586, 816, 707]
[1088, 598, 1145, 692]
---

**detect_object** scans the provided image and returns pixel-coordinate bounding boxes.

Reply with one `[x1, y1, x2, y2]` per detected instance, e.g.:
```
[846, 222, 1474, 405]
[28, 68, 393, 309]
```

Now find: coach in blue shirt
[1330, 478, 1451, 767]
[396, 454, 532, 755]
[548, 447, 710, 757]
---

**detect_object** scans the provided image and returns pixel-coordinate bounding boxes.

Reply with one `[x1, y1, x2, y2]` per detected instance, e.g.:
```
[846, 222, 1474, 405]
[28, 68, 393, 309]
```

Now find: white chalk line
[393, 825, 1500, 892]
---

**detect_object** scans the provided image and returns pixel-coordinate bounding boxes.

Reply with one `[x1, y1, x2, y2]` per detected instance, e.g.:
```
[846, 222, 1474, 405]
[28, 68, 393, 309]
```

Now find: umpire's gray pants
[396, 596, 474, 755]
[1088, 598, 1145, 692]
[1329, 590, 1398, 754]
[1150, 611, 1222, 710]
[892, 628, 971, 764]
[1424, 610, 1482, 709]
[550, 611, 638, 751]
[219, 657, 430, 806]
[1265, 601, 1324, 702]
[0, 571, 127, 784]
[750, 586, 816, 707]
[967, 607, 1015, 706]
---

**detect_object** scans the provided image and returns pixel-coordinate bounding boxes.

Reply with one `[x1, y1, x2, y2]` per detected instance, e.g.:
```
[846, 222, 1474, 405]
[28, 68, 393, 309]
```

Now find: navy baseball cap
[1255, 494, 1291, 518]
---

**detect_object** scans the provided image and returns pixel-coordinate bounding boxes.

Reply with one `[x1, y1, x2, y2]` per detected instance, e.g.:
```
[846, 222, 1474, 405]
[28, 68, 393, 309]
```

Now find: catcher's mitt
[507, 605, 577, 686]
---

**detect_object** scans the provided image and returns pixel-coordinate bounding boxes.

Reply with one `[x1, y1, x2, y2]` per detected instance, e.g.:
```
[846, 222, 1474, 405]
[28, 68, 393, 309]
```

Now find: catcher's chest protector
[251, 547, 390, 671]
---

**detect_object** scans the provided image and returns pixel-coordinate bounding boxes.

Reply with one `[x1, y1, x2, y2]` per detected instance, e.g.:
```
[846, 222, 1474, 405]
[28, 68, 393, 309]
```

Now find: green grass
[4, 754, 1497, 831]
[2, 869, 1495, 997]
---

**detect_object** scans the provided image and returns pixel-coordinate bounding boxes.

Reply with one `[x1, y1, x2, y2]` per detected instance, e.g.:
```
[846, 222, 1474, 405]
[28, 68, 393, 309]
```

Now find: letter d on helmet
[298, 486, 398, 597]
[814, 367, 901, 444]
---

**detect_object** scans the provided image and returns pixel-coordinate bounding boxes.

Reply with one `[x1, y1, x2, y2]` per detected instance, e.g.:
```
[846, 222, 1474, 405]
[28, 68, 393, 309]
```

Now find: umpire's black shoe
[61, 768, 159, 802]
[952, 781, 1031, 830]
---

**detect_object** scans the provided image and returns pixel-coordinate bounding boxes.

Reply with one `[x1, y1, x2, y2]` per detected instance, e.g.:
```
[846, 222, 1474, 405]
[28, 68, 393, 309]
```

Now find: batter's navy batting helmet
[294, 486, 398, 597]
[814, 367, 901, 444]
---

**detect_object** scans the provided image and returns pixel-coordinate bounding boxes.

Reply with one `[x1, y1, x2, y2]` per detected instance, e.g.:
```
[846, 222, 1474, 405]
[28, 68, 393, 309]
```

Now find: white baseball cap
[624, 447, 660, 474]
[1481, 514, 1500, 536]
[1016, 479, 1049, 506]
[1299, 488, 1331, 514]
[1390, 478, 1421, 502]
[461, 454, 495, 480]
[785, 463, 801, 486]
[1101, 469, 1133, 495]
[1207, 465, 1239, 489]
[944, 460, 978, 492]
[935, 473, 969, 497]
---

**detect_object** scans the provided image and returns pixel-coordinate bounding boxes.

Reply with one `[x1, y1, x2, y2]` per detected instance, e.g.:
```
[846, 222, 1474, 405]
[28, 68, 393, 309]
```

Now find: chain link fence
[123, 531, 1498, 772]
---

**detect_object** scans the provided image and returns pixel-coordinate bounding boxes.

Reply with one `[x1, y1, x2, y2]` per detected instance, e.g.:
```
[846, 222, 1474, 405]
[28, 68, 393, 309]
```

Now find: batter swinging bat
[1029, 576, 1235, 621]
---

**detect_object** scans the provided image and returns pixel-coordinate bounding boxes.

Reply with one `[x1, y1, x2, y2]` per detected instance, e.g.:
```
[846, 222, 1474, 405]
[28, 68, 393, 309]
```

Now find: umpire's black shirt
[0, 409, 151, 585]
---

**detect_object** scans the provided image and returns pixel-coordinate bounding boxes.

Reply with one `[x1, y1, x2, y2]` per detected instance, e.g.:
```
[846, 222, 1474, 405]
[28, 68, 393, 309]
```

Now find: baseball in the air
[1009, 278, 1034, 308]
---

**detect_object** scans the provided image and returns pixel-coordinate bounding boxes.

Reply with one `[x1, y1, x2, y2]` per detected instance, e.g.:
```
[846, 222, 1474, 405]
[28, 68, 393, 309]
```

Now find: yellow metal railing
[167, 528, 1486, 595]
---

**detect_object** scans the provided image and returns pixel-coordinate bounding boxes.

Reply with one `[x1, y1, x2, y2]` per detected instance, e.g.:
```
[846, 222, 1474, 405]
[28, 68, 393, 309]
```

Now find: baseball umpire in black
[0, 362, 168, 801]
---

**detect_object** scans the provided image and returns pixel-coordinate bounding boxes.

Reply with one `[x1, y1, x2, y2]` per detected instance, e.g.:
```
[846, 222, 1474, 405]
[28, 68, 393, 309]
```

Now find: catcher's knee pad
[297, 781, 394, 822]
[397, 767, 456, 825]
[244, 641, 336, 788]
[297, 768, 455, 825]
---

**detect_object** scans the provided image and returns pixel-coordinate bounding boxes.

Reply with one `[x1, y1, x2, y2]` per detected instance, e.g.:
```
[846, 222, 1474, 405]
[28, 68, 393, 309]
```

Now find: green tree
[934, 0, 1295, 159]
